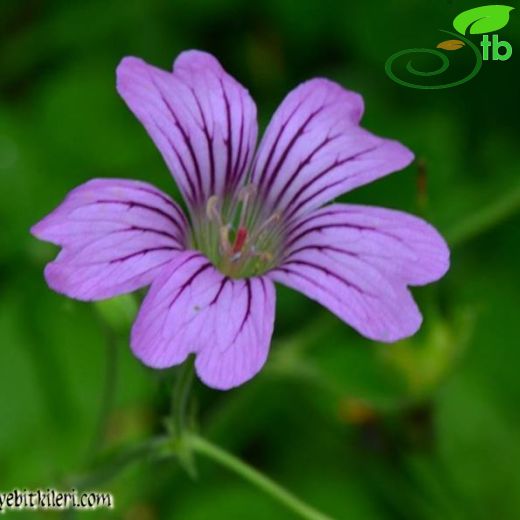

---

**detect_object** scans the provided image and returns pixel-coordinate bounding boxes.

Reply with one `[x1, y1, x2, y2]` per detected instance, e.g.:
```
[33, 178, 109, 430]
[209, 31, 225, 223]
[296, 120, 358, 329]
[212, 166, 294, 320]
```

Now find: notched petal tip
[115, 50, 259, 211]
[194, 358, 263, 391]
[130, 334, 190, 370]
[293, 77, 366, 123]
[376, 296, 423, 343]
[272, 203, 449, 344]
[130, 252, 276, 390]
[251, 76, 415, 219]
[43, 261, 68, 297]
[32, 179, 187, 301]
[313, 77, 366, 123]
[42, 260, 92, 301]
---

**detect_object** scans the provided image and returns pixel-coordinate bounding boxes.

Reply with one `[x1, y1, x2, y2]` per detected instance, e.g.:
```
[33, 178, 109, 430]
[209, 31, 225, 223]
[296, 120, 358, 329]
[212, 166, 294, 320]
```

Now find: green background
[1, 0, 519, 518]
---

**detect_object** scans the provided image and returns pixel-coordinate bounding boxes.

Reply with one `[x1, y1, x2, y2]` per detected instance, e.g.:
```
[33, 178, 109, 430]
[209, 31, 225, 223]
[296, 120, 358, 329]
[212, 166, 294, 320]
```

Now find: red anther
[232, 227, 248, 253]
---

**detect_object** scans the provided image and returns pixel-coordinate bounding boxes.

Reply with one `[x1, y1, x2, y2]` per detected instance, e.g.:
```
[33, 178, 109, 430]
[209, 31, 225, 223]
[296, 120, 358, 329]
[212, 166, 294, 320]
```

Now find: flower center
[189, 185, 283, 278]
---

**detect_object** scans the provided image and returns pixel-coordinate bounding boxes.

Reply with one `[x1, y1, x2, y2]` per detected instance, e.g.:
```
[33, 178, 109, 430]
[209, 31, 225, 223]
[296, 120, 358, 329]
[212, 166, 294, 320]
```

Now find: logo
[385, 5, 514, 89]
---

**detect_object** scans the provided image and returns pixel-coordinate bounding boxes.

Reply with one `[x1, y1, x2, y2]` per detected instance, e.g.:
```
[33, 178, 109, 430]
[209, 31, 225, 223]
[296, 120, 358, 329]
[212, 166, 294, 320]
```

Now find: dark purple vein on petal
[284, 222, 378, 251]
[161, 95, 204, 203]
[125, 225, 181, 242]
[109, 246, 178, 264]
[168, 261, 212, 309]
[133, 186, 182, 212]
[269, 132, 342, 210]
[151, 116, 197, 206]
[259, 104, 330, 199]
[83, 226, 181, 247]
[134, 186, 189, 226]
[210, 276, 230, 305]
[272, 265, 375, 325]
[219, 79, 234, 195]
[234, 141, 252, 194]
[259, 276, 267, 298]
[282, 207, 346, 236]
[283, 214, 411, 252]
[282, 206, 372, 236]
[149, 73, 204, 204]
[283, 145, 380, 221]
[280, 244, 396, 279]
[91, 199, 185, 237]
[284, 243, 361, 261]
[234, 279, 252, 340]
[252, 97, 305, 190]
[230, 94, 245, 191]
[279, 259, 367, 295]
[189, 85, 216, 196]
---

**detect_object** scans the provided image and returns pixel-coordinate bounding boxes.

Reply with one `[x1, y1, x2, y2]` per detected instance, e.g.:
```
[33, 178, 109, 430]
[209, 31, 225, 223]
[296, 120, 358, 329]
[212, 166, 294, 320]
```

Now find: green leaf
[453, 5, 514, 35]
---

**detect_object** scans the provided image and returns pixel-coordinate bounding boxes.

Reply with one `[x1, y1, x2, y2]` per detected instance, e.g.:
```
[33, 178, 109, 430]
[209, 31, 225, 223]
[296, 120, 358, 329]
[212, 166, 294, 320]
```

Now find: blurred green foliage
[1, 0, 519, 519]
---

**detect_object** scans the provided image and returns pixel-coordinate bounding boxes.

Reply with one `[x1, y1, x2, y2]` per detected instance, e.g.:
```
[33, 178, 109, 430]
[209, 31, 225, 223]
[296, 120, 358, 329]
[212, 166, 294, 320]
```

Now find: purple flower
[32, 50, 449, 390]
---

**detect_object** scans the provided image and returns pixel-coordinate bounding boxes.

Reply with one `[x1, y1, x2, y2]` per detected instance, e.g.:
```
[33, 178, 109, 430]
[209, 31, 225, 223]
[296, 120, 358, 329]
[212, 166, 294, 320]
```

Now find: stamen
[238, 183, 257, 202]
[238, 184, 257, 228]
[255, 251, 273, 263]
[219, 225, 232, 255]
[206, 195, 222, 225]
[249, 211, 281, 242]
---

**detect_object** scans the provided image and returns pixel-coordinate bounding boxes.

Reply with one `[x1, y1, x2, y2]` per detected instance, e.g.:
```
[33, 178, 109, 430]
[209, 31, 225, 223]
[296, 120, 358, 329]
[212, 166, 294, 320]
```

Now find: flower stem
[170, 357, 197, 477]
[171, 356, 195, 435]
[67, 354, 336, 520]
[86, 326, 118, 460]
[187, 433, 335, 520]
[445, 180, 520, 247]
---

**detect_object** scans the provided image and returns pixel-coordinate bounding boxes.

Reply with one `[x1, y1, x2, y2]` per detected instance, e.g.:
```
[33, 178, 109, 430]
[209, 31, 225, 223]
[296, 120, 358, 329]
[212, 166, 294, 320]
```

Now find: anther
[238, 184, 257, 228]
[219, 225, 232, 255]
[256, 251, 273, 263]
[250, 211, 281, 242]
[238, 183, 257, 202]
[206, 195, 222, 224]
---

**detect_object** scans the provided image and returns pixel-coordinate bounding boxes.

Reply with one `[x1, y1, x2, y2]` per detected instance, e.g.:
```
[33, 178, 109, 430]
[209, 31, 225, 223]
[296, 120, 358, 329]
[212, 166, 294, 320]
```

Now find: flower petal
[251, 79, 413, 221]
[269, 204, 449, 342]
[283, 204, 450, 285]
[117, 50, 258, 210]
[31, 179, 187, 300]
[131, 252, 276, 390]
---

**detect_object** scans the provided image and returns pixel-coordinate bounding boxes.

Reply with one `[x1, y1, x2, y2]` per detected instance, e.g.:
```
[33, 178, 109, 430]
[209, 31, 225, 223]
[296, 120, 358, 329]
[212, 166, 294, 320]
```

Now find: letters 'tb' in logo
[481, 34, 512, 60]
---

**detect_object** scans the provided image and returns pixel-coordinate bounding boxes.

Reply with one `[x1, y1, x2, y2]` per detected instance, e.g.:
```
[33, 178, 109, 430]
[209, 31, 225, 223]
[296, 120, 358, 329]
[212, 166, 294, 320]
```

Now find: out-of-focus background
[1, 0, 519, 518]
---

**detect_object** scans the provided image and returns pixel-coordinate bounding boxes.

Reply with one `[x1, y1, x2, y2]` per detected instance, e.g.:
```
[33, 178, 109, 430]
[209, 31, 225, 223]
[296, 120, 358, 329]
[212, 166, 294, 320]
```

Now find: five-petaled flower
[31, 50, 449, 390]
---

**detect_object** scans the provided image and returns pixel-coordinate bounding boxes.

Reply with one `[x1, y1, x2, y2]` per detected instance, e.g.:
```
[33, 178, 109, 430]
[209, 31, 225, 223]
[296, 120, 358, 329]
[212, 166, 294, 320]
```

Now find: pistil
[232, 227, 248, 254]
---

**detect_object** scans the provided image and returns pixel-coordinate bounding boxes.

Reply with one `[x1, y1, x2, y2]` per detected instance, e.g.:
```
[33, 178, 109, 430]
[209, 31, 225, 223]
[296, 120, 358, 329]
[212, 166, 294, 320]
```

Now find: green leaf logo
[453, 5, 514, 35]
